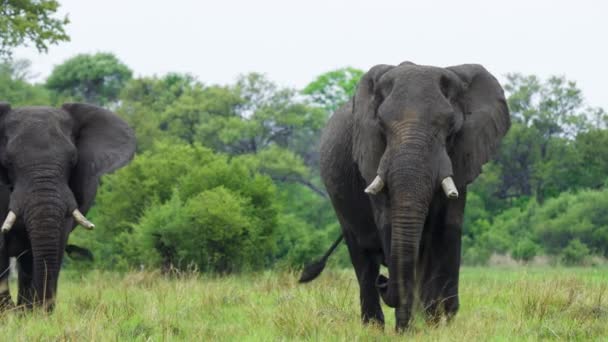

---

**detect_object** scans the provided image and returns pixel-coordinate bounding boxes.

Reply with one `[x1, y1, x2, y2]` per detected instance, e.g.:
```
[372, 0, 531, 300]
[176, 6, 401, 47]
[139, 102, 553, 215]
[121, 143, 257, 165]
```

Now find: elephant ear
[352, 64, 395, 182]
[0, 103, 11, 185]
[447, 64, 510, 187]
[63, 103, 136, 213]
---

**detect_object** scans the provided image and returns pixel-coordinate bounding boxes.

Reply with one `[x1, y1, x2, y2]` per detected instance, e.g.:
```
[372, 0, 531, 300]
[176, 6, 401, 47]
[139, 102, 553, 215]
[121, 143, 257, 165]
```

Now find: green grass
[0, 267, 606, 341]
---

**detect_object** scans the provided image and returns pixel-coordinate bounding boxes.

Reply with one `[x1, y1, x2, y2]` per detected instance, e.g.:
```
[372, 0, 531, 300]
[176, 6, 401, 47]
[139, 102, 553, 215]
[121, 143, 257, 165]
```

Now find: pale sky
[14, 0, 608, 110]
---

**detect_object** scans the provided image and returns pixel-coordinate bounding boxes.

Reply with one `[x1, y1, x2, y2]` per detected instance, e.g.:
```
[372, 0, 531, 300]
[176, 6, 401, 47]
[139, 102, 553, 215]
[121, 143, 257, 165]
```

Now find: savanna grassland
[0, 267, 605, 341]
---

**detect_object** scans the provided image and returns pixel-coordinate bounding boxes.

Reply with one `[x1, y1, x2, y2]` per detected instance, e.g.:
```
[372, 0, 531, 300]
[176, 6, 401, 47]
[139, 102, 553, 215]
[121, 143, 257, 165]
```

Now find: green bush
[71, 142, 279, 272]
[462, 189, 608, 264]
[531, 190, 608, 257]
[462, 244, 492, 266]
[511, 238, 540, 262]
[133, 187, 271, 272]
[560, 239, 590, 265]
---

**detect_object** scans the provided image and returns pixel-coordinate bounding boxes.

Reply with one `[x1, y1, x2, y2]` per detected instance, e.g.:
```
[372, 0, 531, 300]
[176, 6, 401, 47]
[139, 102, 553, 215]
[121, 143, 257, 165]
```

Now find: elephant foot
[445, 300, 459, 323]
[395, 305, 414, 333]
[362, 312, 385, 327]
[423, 295, 459, 326]
[0, 292, 14, 311]
[423, 299, 442, 326]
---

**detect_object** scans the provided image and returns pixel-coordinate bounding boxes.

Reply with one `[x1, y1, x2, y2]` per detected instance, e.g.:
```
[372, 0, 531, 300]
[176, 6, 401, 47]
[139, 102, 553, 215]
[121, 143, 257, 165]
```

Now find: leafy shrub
[560, 239, 590, 265]
[71, 142, 278, 272]
[531, 190, 608, 257]
[462, 189, 608, 264]
[462, 244, 492, 265]
[512, 238, 540, 262]
[133, 187, 272, 272]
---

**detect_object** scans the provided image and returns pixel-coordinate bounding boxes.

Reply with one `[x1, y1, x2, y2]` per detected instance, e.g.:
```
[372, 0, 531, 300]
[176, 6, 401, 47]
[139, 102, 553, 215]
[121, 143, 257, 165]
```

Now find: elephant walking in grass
[0, 103, 135, 311]
[300, 62, 510, 330]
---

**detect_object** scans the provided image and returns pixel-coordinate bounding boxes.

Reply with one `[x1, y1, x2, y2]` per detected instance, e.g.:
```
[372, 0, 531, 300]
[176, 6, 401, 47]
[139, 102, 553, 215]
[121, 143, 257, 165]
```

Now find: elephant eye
[376, 78, 393, 100]
[447, 116, 456, 132]
[70, 153, 78, 166]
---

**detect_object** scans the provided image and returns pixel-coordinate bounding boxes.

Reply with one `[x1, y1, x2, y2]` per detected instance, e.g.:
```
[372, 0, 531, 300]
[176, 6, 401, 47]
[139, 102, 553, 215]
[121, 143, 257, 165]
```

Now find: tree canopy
[0, 0, 69, 58]
[46, 52, 133, 106]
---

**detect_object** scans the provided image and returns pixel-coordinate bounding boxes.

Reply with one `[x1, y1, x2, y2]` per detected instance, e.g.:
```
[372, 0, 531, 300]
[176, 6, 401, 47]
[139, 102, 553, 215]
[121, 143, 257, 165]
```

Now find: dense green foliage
[0, 0, 69, 57]
[463, 73, 608, 264]
[70, 143, 283, 272]
[0, 59, 50, 105]
[464, 189, 608, 265]
[46, 52, 133, 106]
[302, 67, 363, 112]
[2, 56, 608, 269]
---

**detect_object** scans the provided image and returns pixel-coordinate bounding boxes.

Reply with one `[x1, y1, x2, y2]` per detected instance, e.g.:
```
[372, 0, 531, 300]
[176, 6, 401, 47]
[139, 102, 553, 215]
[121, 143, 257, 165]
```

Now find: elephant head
[351, 63, 509, 311]
[0, 102, 135, 309]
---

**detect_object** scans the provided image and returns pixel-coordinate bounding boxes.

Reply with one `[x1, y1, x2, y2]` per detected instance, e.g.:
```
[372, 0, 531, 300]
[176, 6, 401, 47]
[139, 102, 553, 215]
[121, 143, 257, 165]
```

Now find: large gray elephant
[0, 102, 135, 310]
[300, 62, 510, 330]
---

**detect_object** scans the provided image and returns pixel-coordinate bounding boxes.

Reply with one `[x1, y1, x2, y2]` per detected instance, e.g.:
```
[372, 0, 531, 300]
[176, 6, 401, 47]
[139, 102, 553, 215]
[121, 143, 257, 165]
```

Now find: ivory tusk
[441, 177, 459, 199]
[73, 209, 95, 230]
[1, 211, 16, 233]
[364, 175, 385, 195]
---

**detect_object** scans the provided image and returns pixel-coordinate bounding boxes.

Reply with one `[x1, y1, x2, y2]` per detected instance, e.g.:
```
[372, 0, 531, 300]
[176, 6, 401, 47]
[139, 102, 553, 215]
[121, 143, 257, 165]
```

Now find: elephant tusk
[441, 177, 459, 199]
[1, 211, 16, 233]
[73, 209, 95, 230]
[364, 175, 385, 195]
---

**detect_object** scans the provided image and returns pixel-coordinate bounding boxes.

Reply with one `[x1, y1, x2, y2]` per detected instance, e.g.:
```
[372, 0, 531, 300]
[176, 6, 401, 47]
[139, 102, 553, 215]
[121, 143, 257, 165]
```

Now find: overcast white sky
[14, 0, 608, 109]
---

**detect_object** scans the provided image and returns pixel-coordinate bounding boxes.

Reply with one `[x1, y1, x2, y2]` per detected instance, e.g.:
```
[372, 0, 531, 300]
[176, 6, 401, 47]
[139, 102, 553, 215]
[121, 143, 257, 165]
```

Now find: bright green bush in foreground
[70, 142, 336, 271]
[134, 187, 274, 272]
[71, 143, 278, 272]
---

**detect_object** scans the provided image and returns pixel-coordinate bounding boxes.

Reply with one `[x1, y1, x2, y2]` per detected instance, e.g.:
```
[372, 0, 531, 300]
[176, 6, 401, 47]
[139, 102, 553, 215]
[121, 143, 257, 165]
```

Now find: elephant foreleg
[439, 192, 465, 320]
[437, 220, 462, 321]
[421, 227, 462, 323]
[16, 252, 35, 308]
[419, 191, 466, 323]
[0, 237, 12, 310]
[419, 193, 465, 324]
[343, 231, 384, 325]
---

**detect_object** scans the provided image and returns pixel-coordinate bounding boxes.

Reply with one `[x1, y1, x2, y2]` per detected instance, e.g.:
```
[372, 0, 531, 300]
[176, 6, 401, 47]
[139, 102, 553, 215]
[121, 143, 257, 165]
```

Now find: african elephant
[300, 62, 510, 330]
[0, 102, 135, 310]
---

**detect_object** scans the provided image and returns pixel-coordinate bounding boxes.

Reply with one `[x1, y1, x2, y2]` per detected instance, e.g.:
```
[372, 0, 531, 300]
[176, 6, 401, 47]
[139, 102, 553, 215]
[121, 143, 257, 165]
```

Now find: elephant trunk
[25, 200, 65, 310]
[376, 129, 436, 329]
[20, 176, 69, 310]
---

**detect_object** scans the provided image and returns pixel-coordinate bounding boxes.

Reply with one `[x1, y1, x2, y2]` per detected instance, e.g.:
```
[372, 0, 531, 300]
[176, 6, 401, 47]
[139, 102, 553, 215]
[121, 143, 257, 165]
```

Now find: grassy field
[0, 267, 606, 341]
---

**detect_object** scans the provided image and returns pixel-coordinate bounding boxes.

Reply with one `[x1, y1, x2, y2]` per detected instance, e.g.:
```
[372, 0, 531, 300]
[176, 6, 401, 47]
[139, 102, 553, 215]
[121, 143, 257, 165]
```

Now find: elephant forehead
[5, 107, 73, 133]
[9, 106, 69, 120]
[384, 64, 445, 83]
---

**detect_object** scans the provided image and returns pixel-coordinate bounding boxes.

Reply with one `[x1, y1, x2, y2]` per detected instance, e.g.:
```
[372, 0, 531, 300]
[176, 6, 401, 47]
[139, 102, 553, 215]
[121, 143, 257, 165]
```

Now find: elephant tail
[65, 244, 94, 261]
[298, 234, 343, 283]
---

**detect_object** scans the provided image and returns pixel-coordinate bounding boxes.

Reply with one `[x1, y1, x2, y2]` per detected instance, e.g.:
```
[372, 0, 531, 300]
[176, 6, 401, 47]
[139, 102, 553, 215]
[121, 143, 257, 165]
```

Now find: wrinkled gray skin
[0, 103, 135, 311]
[307, 63, 510, 330]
